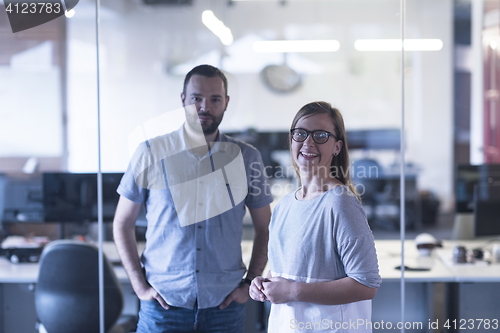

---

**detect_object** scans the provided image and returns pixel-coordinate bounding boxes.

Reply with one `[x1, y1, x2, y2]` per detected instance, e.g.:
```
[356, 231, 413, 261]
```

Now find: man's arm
[219, 204, 271, 309]
[113, 195, 169, 309]
[246, 205, 272, 280]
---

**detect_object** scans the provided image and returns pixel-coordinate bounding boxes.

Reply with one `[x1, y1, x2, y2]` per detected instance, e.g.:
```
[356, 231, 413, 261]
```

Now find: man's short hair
[183, 64, 228, 96]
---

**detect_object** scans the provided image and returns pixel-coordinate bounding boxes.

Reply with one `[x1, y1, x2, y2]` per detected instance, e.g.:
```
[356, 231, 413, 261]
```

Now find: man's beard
[187, 112, 224, 135]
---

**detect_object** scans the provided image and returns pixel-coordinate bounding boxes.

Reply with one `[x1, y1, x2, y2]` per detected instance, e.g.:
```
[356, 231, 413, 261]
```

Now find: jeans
[136, 299, 246, 333]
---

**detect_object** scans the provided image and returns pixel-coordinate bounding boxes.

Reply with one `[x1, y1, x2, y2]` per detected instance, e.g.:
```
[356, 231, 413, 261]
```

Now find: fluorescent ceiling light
[253, 40, 340, 53]
[232, 0, 323, 1]
[65, 9, 76, 18]
[202, 10, 233, 46]
[354, 39, 443, 51]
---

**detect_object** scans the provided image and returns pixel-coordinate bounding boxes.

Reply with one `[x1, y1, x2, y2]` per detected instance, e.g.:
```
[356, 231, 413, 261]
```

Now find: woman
[250, 101, 381, 332]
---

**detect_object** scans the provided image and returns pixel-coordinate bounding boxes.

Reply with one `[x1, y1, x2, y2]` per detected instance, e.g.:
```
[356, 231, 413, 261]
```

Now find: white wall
[0, 41, 62, 157]
[405, 0, 454, 211]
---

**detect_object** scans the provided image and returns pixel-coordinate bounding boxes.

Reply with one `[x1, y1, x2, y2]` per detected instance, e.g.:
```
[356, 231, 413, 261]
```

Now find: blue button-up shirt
[118, 126, 272, 309]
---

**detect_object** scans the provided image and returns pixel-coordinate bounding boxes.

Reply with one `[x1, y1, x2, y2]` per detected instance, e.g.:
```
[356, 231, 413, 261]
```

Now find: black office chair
[35, 240, 133, 333]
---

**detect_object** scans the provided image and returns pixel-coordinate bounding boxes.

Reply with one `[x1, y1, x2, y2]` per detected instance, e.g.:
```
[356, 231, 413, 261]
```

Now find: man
[113, 64, 272, 333]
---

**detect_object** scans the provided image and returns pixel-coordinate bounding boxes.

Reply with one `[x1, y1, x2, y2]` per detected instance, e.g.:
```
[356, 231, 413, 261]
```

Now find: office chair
[35, 240, 133, 333]
[352, 158, 388, 229]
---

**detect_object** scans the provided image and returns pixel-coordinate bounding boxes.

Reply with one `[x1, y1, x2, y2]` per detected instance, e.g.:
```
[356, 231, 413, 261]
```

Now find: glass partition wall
[93, 1, 447, 332]
[88, 0, 453, 232]
[2, 0, 489, 332]
[0, 2, 98, 332]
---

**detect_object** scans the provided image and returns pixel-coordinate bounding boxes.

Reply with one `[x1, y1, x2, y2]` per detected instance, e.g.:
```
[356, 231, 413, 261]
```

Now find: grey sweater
[267, 185, 381, 332]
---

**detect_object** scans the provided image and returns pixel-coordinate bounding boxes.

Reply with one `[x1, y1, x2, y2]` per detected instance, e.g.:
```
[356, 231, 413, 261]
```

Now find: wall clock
[260, 64, 301, 93]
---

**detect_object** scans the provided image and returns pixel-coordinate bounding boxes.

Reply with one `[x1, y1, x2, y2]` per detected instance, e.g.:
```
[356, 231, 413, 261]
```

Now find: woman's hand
[249, 276, 268, 302]
[261, 277, 297, 304]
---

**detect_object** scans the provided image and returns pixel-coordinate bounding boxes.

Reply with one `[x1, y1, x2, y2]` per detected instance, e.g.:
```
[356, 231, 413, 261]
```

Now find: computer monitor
[346, 129, 400, 150]
[1, 175, 44, 223]
[474, 184, 500, 237]
[455, 164, 500, 213]
[43, 173, 123, 223]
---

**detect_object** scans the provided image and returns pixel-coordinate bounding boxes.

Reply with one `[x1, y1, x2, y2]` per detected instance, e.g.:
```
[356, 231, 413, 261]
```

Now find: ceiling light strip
[202, 10, 233, 46]
[253, 40, 340, 53]
[354, 39, 443, 51]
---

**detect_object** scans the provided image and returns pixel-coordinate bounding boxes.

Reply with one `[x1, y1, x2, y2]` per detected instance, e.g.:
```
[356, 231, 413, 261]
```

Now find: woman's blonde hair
[289, 101, 360, 201]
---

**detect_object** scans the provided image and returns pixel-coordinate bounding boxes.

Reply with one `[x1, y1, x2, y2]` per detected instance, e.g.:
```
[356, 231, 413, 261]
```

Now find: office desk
[375, 240, 453, 282]
[373, 240, 500, 333]
[0, 242, 143, 283]
[2, 240, 500, 333]
[434, 240, 500, 282]
[0, 241, 255, 333]
[434, 240, 500, 333]
[370, 240, 453, 332]
[0, 242, 143, 333]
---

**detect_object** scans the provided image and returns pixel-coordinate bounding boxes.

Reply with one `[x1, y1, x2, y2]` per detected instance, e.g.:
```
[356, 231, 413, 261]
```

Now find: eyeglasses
[290, 128, 338, 144]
